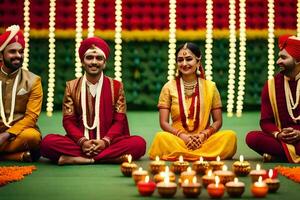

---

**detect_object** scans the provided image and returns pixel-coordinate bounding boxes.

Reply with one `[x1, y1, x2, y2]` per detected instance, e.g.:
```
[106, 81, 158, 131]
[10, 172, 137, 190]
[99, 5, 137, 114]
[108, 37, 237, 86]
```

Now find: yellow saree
[148, 78, 237, 161]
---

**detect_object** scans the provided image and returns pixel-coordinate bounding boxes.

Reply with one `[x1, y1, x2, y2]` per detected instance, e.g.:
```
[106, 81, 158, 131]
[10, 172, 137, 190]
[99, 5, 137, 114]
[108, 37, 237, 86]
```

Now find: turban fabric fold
[278, 34, 300, 61]
[79, 37, 110, 61]
[0, 25, 25, 51]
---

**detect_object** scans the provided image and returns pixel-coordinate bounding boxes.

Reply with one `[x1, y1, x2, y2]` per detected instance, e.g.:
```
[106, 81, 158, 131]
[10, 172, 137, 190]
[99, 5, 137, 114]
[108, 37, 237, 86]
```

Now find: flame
[164, 174, 170, 184]
[268, 169, 273, 178]
[145, 175, 149, 183]
[215, 176, 220, 187]
[216, 156, 220, 162]
[207, 170, 212, 176]
[240, 155, 244, 162]
[187, 167, 191, 172]
[192, 176, 197, 184]
[222, 165, 228, 171]
[200, 157, 203, 162]
[234, 177, 238, 183]
[138, 167, 143, 172]
[184, 179, 189, 184]
[256, 164, 261, 171]
[165, 166, 169, 173]
[128, 154, 132, 163]
[258, 176, 263, 183]
[155, 156, 160, 162]
[179, 155, 184, 162]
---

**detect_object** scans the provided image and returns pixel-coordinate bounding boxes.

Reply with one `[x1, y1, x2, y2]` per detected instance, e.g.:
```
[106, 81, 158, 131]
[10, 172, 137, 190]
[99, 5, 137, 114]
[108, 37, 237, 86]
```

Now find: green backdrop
[28, 39, 279, 111]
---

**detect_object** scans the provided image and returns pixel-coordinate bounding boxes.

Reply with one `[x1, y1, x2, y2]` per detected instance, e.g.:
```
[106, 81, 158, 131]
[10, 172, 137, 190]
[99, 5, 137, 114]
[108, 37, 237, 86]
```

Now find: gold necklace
[183, 80, 197, 96]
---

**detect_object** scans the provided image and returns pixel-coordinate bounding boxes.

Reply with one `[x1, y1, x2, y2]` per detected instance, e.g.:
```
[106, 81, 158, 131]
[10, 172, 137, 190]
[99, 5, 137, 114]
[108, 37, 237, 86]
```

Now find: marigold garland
[0, 165, 36, 186]
[275, 166, 300, 183]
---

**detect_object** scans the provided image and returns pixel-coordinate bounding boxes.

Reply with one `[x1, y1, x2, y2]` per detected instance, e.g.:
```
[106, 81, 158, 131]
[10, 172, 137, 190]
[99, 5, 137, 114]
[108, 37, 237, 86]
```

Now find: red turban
[0, 25, 25, 52]
[278, 34, 300, 61]
[78, 37, 110, 61]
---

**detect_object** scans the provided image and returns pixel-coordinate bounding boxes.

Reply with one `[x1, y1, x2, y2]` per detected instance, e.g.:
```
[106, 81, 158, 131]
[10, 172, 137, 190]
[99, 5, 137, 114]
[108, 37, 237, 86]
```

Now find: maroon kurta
[40, 75, 146, 163]
[246, 72, 300, 161]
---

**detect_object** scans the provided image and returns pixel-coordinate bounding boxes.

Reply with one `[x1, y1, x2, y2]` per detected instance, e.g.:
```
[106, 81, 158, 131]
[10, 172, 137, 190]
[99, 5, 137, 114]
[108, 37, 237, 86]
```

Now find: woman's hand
[179, 133, 191, 144]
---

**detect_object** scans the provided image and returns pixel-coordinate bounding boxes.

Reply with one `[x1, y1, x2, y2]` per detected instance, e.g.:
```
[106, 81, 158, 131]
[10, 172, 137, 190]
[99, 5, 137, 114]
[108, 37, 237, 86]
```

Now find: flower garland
[114, 0, 123, 81]
[8, 28, 296, 41]
[87, 0, 95, 37]
[205, 0, 214, 81]
[75, 0, 83, 78]
[275, 166, 300, 183]
[46, 0, 56, 117]
[267, 0, 275, 80]
[0, 166, 36, 186]
[0, 70, 20, 127]
[167, 0, 177, 81]
[81, 74, 103, 140]
[176, 78, 200, 132]
[22, 0, 30, 70]
[236, 0, 247, 117]
[226, 0, 237, 117]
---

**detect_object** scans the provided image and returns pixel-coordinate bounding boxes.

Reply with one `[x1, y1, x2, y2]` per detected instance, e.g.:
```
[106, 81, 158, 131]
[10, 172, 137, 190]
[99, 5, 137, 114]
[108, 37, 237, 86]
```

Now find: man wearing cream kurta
[0, 25, 43, 162]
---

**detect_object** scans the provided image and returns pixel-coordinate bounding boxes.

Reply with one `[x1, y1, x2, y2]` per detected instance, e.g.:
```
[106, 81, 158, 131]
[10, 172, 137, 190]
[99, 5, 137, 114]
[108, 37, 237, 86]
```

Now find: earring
[196, 66, 201, 75]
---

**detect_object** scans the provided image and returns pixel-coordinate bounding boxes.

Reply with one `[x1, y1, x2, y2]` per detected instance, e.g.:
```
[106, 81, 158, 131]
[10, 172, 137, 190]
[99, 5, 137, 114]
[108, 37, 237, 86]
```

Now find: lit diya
[207, 176, 225, 198]
[132, 167, 148, 184]
[250, 164, 267, 183]
[157, 175, 177, 198]
[263, 169, 280, 193]
[251, 176, 268, 198]
[154, 166, 176, 183]
[182, 176, 202, 198]
[171, 155, 189, 174]
[192, 156, 209, 175]
[137, 175, 156, 196]
[202, 169, 215, 188]
[225, 177, 245, 198]
[209, 156, 224, 171]
[120, 154, 138, 177]
[232, 155, 251, 176]
[179, 167, 196, 185]
[213, 165, 235, 184]
[149, 156, 166, 174]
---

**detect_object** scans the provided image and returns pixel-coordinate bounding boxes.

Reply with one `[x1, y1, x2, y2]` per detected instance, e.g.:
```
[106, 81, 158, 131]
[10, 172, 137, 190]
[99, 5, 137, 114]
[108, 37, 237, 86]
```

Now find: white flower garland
[236, 0, 247, 117]
[205, 0, 214, 81]
[75, 0, 83, 78]
[23, 0, 30, 70]
[0, 71, 20, 127]
[226, 0, 237, 117]
[267, 0, 275, 80]
[81, 74, 103, 140]
[167, 0, 176, 81]
[88, 0, 95, 37]
[46, 0, 56, 117]
[114, 0, 123, 81]
[284, 76, 300, 122]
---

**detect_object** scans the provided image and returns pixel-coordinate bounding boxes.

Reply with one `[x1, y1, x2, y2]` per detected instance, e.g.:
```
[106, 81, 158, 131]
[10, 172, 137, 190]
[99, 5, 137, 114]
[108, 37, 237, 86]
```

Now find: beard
[3, 57, 23, 71]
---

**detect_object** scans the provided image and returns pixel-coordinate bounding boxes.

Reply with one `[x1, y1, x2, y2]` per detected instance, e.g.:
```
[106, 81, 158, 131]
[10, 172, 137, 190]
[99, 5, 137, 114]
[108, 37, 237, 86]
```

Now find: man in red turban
[40, 36, 146, 165]
[246, 34, 300, 163]
[0, 25, 43, 162]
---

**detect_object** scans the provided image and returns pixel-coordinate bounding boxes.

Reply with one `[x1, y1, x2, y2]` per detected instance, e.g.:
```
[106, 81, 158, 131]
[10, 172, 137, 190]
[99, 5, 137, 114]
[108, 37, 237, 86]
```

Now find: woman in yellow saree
[149, 42, 237, 161]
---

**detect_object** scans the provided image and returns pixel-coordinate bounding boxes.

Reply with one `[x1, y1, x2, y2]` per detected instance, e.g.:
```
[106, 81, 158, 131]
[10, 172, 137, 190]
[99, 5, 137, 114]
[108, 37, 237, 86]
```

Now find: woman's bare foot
[58, 155, 94, 165]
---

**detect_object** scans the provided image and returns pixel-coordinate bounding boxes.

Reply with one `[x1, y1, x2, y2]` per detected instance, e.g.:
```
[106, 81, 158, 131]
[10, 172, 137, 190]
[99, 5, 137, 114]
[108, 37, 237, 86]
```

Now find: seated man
[246, 34, 300, 163]
[40, 36, 146, 165]
[0, 25, 43, 162]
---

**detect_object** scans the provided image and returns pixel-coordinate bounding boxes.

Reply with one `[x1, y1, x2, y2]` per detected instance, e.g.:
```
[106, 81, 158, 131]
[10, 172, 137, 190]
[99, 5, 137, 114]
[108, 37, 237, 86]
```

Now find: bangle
[102, 137, 111, 148]
[175, 130, 182, 137]
[78, 137, 88, 146]
[274, 131, 280, 139]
